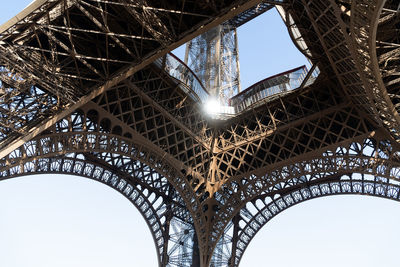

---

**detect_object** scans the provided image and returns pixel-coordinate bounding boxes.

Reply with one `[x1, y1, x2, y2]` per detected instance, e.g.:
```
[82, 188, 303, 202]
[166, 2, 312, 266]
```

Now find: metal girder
[0, 0, 267, 162]
[91, 64, 213, 176]
[227, 2, 275, 28]
[1, 1, 400, 267]
[230, 172, 400, 266]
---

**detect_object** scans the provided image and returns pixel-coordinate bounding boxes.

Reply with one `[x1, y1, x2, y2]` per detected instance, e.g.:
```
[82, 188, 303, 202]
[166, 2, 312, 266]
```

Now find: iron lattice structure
[185, 23, 241, 102]
[0, 1, 400, 267]
[184, 2, 274, 102]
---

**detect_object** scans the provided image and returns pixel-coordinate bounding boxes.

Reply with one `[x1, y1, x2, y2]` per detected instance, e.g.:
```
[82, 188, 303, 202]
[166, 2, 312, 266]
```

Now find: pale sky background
[1, 2, 400, 267]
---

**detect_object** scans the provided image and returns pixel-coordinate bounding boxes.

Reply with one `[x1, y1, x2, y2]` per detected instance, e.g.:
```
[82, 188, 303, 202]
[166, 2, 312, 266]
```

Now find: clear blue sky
[1, 2, 400, 267]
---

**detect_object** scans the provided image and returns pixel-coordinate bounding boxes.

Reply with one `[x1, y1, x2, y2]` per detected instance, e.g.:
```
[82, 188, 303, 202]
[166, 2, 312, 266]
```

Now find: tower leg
[191, 232, 201, 267]
[229, 215, 240, 267]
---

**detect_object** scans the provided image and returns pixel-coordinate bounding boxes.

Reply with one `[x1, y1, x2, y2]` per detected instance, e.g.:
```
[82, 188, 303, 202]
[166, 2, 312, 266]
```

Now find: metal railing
[154, 53, 209, 103]
[230, 65, 319, 113]
[156, 53, 319, 118]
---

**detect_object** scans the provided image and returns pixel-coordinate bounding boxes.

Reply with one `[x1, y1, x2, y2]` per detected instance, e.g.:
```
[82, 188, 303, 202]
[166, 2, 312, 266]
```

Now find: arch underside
[3, 132, 400, 267]
[207, 133, 400, 257]
[0, 107, 200, 267]
[0, 153, 199, 267]
[208, 134, 400, 266]
[231, 175, 400, 266]
[202, 0, 400, 260]
[215, 1, 400, 263]
[1, 0, 400, 266]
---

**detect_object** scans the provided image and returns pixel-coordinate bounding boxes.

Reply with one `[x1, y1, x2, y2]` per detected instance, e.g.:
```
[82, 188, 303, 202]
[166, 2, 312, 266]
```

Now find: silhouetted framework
[0, 1, 399, 267]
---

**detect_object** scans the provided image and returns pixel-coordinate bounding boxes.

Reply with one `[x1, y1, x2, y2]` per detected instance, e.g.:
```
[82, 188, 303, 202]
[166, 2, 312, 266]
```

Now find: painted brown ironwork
[0, 108, 198, 266]
[231, 174, 400, 266]
[1, 1, 400, 267]
[0, 0, 266, 159]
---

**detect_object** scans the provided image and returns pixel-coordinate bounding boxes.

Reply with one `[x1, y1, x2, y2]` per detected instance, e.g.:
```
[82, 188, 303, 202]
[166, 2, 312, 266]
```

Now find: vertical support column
[234, 28, 241, 94]
[192, 232, 201, 267]
[161, 210, 172, 267]
[184, 41, 191, 65]
[184, 23, 241, 104]
[214, 25, 222, 99]
[162, 216, 199, 267]
[229, 215, 240, 267]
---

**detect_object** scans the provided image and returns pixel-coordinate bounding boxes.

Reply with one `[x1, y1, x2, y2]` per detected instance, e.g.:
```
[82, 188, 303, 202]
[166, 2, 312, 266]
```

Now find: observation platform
[1, 1, 399, 267]
[156, 52, 319, 119]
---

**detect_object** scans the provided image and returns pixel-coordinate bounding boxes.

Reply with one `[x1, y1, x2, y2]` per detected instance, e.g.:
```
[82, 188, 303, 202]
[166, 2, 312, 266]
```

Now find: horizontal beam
[0, 0, 265, 160]
[0, 0, 49, 34]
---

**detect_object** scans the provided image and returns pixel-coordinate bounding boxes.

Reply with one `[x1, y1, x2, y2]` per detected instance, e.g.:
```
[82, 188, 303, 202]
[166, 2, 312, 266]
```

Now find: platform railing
[154, 53, 209, 103]
[230, 65, 319, 114]
[156, 53, 319, 118]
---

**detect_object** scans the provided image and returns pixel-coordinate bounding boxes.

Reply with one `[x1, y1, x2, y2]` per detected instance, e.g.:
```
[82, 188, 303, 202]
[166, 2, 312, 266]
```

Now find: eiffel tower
[1, 1, 400, 267]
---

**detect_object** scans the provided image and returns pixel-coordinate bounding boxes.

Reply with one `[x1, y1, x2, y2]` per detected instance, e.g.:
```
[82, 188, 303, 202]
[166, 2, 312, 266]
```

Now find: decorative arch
[0, 130, 202, 224]
[0, 108, 201, 217]
[231, 174, 400, 266]
[0, 154, 171, 266]
[207, 135, 400, 264]
[0, 108, 202, 267]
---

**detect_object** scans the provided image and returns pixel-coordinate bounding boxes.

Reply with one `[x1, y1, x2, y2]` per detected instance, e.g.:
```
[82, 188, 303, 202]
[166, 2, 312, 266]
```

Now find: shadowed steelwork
[1, 1, 400, 267]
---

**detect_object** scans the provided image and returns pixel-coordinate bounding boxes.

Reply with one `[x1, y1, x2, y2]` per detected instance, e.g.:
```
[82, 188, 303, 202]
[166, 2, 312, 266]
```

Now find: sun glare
[204, 98, 222, 115]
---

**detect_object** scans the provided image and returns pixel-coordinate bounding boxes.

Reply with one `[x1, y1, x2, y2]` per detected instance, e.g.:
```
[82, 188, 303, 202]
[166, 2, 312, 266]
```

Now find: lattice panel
[208, 82, 367, 184]
[284, 0, 324, 60]
[0, 108, 204, 266]
[0, 152, 174, 264]
[1, 0, 252, 90]
[92, 65, 213, 177]
[348, 0, 400, 140]
[376, 1, 400, 134]
[231, 174, 400, 266]
[219, 106, 370, 176]
[1, 1, 400, 267]
[216, 81, 342, 151]
[0, 0, 267, 161]
[0, 81, 59, 143]
[166, 217, 197, 267]
[205, 133, 400, 264]
[296, 0, 380, 122]
[127, 65, 212, 145]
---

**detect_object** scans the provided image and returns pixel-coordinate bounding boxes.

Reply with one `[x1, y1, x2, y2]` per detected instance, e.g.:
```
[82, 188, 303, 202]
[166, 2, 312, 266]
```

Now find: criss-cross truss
[1, 1, 400, 267]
